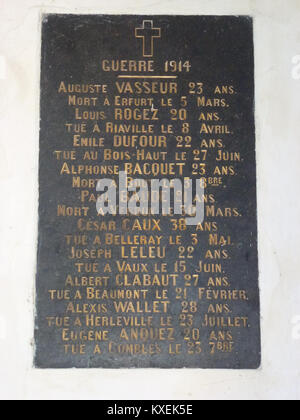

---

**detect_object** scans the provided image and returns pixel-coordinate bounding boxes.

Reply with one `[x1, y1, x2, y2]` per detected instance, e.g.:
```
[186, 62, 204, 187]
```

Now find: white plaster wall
[0, 0, 299, 400]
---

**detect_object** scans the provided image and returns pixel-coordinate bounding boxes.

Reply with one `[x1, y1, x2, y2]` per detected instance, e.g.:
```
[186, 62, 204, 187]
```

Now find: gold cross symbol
[135, 20, 161, 58]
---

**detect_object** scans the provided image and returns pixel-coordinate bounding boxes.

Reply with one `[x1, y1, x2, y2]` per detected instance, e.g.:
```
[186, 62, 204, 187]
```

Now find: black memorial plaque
[35, 14, 260, 368]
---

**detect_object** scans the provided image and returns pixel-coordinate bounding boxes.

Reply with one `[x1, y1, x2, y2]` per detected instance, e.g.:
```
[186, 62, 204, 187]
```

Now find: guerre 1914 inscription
[35, 14, 261, 369]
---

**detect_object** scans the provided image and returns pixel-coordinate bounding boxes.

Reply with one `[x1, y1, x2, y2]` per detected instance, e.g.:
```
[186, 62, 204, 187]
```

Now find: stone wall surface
[0, 0, 299, 400]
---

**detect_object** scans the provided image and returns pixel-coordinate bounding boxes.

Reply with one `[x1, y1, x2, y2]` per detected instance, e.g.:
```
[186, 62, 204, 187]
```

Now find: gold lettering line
[117, 75, 178, 79]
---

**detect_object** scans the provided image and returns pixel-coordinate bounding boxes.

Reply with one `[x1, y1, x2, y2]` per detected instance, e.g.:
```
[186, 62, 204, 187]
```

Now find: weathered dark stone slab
[35, 14, 260, 368]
